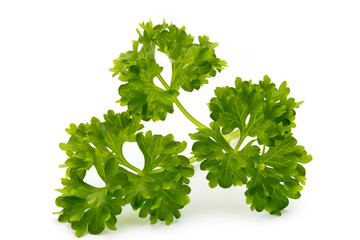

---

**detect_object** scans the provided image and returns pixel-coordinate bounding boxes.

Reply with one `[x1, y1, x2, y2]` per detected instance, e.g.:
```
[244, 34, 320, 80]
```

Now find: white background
[1, 0, 359, 239]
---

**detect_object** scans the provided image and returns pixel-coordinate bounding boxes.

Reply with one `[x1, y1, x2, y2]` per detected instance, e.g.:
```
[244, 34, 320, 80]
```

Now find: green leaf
[59, 122, 94, 179]
[209, 76, 301, 146]
[59, 110, 143, 178]
[191, 122, 259, 188]
[124, 131, 194, 224]
[245, 135, 312, 215]
[192, 76, 311, 215]
[136, 131, 187, 173]
[56, 110, 142, 236]
[110, 21, 226, 121]
[155, 26, 227, 91]
[55, 171, 127, 237]
[57, 110, 194, 235]
[117, 57, 179, 121]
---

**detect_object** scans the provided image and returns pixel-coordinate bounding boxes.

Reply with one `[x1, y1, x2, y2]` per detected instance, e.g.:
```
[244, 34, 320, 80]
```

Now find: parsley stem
[155, 74, 170, 90]
[261, 145, 266, 155]
[224, 129, 240, 143]
[189, 156, 197, 163]
[156, 74, 208, 129]
[173, 98, 208, 129]
[123, 163, 142, 174]
[116, 153, 142, 174]
[234, 133, 245, 150]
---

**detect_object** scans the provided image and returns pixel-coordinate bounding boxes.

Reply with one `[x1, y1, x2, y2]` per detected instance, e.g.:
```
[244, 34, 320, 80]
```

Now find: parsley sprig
[191, 77, 311, 215]
[56, 111, 193, 237]
[56, 21, 311, 236]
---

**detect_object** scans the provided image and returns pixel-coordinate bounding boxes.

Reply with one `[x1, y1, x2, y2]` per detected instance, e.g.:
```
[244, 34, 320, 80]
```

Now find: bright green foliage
[123, 131, 194, 225]
[245, 135, 311, 215]
[56, 110, 193, 236]
[191, 122, 260, 188]
[55, 171, 127, 237]
[57, 21, 312, 236]
[110, 21, 227, 121]
[116, 57, 179, 121]
[58, 110, 143, 178]
[209, 75, 301, 146]
[191, 76, 312, 215]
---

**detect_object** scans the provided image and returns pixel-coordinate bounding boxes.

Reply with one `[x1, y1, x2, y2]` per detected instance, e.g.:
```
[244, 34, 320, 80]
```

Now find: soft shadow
[115, 205, 149, 230]
[95, 205, 150, 236]
[182, 169, 277, 221]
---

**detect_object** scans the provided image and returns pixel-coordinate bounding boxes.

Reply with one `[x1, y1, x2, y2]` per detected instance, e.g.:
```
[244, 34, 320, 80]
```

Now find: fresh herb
[56, 111, 193, 237]
[56, 21, 311, 236]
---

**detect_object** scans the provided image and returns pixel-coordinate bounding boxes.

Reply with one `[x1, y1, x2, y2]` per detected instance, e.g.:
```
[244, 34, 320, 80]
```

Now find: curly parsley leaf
[117, 56, 179, 121]
[154, 24, 227, 91]
[124, 131, 194, 225]
[191, 122, 260, 188]
[135, 21, 227, 91]
[110, 21, 226, 121]
[191, 76, 311, 215]
[209, 75, 301, 146]
[245, 135, 312, 215]
[58, 110, 143, 178]
[56, 110, 194, 236]
[55, 170, 127, 237]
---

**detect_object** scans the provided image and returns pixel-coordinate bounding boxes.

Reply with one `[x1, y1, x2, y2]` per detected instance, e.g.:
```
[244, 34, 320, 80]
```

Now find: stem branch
[115, 153, 142, 174]
[156, 74, 208, 129]
[224, 129, 240, 143]
[189, 156, 198, 163]
[234, 132, 244, 150]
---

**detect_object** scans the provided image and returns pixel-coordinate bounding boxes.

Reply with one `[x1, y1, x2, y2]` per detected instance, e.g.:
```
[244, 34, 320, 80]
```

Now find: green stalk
[189, 156, 198, 163]
[224, 129, 240, 142]
[234, 134, 245, 150]
[156, 75, 243, 151]
[122, 162, 143, 175]
[156, 74, 208, 129]
[115, 152, 143, 174]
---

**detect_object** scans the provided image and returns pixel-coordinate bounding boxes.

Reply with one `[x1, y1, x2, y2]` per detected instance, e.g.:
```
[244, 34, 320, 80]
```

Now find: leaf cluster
[56, 20, 311, 236]
[110, 21, 227, 121]
[56, 111, 193, 236]
[190, 76, 311, 215]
